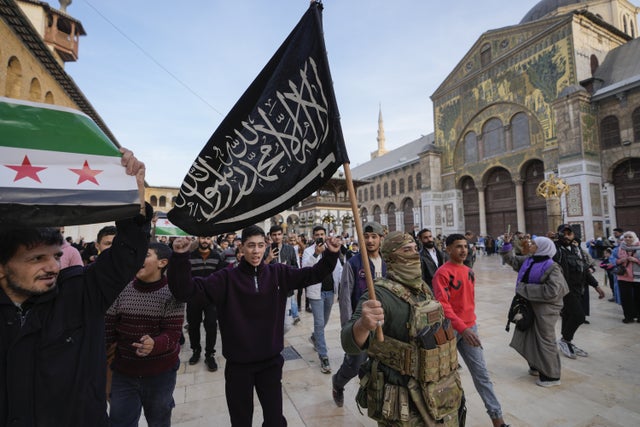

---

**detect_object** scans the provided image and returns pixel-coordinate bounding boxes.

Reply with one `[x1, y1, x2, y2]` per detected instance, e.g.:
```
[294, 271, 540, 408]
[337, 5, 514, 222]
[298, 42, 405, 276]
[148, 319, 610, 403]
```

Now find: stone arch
[483, 167, 516, 237]
[520, 159, 547, 235]
[45, 91, 54, 104]
[361, 207, 369, 221]
[159, 196, 167, 207]
[386, 202, 397, 232]
[460, 176, 479, 235]
[6, 56, 22, 98]
[402, 198, 415, 232]
[150, 195, 158, 207]
[372, 205, 382, 223]
[29, 78, 42, 102]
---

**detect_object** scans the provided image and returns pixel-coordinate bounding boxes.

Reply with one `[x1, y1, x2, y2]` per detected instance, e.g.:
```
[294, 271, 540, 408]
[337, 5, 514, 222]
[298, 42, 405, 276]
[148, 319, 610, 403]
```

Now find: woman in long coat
[501, 235, 569, 387]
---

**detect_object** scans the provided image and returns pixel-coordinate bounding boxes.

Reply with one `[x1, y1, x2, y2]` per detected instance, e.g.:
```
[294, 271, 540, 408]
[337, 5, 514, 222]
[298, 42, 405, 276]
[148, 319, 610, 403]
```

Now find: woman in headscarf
[500, 235, 569, 387]
[615, 231, 640, 323]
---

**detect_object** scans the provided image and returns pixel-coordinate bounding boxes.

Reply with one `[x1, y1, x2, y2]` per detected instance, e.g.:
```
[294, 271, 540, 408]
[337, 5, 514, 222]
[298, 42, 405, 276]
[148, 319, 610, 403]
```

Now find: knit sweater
[105, 276, 184, 377]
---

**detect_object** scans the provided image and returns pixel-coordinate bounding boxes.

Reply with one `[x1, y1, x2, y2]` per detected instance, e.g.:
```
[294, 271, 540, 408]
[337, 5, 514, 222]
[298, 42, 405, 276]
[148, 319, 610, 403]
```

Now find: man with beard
[554, 225, 604, 359]
[187, 236, 224, 371]
[332, 221, 386, 407]
[418, 228, 444, 290]
[0, 148, 149, 426]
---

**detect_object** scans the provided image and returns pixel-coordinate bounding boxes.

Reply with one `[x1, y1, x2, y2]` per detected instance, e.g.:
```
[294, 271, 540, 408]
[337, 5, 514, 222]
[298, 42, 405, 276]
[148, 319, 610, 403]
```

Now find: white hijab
[533, 236, 556, 258]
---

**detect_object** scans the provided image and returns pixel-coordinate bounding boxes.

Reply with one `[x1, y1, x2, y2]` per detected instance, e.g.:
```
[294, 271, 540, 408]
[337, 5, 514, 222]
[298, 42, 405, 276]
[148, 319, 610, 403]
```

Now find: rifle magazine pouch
[367, 362, 385, 420]
[381, 384, 399, 420]
[419, 347, 440, 383]
[398, 386, 410, 421]
[356, 372, 370, 409]
[421, 371, 463, 422]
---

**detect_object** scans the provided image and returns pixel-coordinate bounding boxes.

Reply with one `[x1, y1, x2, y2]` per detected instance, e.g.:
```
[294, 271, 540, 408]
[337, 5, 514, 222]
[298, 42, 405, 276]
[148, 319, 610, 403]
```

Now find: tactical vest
[357, 279, 462, 427]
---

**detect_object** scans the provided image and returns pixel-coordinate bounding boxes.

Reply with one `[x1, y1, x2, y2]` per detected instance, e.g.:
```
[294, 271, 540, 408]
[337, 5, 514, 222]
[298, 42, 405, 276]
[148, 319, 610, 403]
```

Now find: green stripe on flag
[0, 97, 120, 157]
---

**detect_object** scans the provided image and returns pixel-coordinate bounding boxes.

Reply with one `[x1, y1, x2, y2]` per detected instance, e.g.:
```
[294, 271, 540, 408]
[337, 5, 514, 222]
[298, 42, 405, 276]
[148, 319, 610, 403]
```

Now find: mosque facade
[354, 0, 640, 240]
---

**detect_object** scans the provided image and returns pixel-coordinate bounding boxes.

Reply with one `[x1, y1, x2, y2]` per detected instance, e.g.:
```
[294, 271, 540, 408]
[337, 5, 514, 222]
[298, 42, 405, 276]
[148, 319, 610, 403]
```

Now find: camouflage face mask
[382, 232, 422, 290]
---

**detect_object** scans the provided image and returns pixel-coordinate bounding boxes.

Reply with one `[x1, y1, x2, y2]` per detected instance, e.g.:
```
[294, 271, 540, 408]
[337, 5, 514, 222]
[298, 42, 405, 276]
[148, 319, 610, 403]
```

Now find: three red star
[5, 155, 47, 182]
[69, 160, 103, 185]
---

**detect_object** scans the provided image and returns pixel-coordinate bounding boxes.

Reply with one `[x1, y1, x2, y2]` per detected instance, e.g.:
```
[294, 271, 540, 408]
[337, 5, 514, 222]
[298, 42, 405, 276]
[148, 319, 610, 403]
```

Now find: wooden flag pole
[342, 162, 384, 342]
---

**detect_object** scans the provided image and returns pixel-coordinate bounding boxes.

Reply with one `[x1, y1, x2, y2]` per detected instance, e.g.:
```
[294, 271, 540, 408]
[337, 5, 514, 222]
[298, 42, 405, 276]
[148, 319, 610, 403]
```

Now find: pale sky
[66, 1, 538, 186]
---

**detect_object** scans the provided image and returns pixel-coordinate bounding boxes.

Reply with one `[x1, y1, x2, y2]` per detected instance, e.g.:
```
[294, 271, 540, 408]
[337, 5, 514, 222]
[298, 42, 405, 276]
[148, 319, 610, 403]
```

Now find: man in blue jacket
[168, 225, 341, 427]
[0, 149, 149, 427]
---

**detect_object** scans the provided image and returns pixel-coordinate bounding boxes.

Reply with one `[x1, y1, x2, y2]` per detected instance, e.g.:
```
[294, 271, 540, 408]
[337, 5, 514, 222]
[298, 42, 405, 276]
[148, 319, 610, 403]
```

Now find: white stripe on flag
[1, 147, 136, 191]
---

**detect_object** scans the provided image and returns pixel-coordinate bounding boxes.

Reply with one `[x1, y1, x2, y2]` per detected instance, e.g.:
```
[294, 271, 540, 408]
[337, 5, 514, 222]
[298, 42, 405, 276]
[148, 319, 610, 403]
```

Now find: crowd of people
[2, 145, 638, 426]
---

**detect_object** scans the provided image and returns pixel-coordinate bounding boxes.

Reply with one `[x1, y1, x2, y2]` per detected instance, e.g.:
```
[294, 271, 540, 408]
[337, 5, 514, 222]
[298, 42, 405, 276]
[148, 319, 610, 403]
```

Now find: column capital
[513, 178, 524, 186]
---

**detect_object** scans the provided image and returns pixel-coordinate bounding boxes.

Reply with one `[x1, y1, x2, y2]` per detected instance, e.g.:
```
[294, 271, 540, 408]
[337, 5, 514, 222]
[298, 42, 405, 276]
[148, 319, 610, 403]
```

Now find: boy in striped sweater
[106, 243, 184, 427]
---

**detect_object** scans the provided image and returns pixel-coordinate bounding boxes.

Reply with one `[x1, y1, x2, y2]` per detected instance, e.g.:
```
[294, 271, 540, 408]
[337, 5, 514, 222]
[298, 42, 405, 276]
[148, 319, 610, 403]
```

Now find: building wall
[0, 22, 72, 104]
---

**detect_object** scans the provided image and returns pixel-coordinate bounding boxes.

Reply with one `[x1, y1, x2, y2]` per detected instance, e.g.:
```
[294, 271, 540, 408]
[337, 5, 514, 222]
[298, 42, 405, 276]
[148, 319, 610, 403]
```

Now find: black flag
[168, 2, 348, 236]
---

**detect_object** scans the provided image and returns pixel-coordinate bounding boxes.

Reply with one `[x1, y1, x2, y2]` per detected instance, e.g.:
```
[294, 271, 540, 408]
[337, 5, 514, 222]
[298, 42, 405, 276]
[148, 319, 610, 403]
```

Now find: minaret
[371, 104, 388, 159]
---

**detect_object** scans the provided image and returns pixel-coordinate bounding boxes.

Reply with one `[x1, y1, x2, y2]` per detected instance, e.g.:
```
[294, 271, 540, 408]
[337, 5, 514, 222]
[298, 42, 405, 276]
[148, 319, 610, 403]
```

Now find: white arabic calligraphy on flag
[169, 2, 348, 236]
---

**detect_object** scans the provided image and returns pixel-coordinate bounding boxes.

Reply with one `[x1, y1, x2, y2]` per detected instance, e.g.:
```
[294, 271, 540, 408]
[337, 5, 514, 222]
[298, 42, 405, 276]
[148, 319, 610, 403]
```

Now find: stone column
[396, 212, 405, 232]
[604, 182, 616, 230]
[546, 197, 563, 233]
[478, 185, 487, 236]
[514, 179, 526, 232]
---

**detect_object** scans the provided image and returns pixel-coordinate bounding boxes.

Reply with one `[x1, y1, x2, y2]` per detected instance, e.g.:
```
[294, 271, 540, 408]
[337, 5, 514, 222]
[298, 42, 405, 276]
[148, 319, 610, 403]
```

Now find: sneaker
[188, 349, 201, 365]
[308, 335, 318, 352]
[205, 354, 218, 372]
[528, 368, 539, 376]
[558, 340, 576, 359]
[293, 317, 301, 325]
[571, 343, 588, 357]
[332, 375, 344, 407]
[536, 378, 561, 387]
[320, 357, 331, 374]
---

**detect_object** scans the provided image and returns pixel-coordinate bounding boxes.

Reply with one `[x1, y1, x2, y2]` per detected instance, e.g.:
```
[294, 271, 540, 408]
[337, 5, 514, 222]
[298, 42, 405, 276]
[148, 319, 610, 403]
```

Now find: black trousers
[561, 290, 585, 342]
[186, 302, 217, 355]
[619, 280, 640, 320]
[225, 355, 287, 427]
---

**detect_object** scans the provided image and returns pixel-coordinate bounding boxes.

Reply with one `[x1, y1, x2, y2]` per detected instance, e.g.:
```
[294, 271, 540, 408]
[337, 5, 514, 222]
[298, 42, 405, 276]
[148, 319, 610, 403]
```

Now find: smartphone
[315, 238, 324, 245]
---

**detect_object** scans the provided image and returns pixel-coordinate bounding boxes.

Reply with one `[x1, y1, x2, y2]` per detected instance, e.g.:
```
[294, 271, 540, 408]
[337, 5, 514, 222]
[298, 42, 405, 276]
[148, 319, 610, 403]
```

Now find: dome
[520, 0, 591, 24]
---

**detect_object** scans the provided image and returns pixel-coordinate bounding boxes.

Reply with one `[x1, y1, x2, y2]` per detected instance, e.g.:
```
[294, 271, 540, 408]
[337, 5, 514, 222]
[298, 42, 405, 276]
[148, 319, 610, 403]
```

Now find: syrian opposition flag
[155, 217, 189, 237]
[168, 1, 348, 236]
[0, 97, 140, 228]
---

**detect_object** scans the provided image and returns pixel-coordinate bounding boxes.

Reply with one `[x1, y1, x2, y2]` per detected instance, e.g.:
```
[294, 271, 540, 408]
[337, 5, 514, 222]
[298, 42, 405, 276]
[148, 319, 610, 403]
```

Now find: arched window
[623, 15, 628, 34]
[376, 184, 381, 199]
[150, 195, 158, 207]
[633, 107, 640, 142]
[29, 78, 41, 101]
[483, 118, 505, 158]
[383, 182, 389, 197]
[6, 56, 22, 98]
[44, 91, 54, 104]
[399, 178, 405, 194]
[408, 176, 413, 192]
[590, 54, 599, 75]
[416, 173, 422, 189]
[391, 180, 396, 195]
[369, 186, 374, 200]
[600, 115, 621, 149]
[159, 196, 167, 207]
[464, 131, 478, 163]
[511, 113, 530, 149]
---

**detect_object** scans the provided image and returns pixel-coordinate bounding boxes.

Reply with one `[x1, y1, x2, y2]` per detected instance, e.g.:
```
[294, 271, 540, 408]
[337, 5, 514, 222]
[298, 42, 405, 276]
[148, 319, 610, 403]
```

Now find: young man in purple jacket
[168, 225, 341, 427]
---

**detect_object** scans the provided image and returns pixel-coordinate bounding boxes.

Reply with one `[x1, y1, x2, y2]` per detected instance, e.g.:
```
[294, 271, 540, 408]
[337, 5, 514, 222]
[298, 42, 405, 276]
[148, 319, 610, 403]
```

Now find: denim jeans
[109, 364, 178, 427]
[455, 324, 503, 420]
[289, 295, 299, 318]
[309, 290, 334, 357]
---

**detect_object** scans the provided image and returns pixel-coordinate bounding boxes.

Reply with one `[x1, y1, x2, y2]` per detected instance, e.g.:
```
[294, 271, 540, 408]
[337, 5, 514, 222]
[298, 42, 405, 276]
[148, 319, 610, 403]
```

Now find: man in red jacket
[168, 225, 341, 427]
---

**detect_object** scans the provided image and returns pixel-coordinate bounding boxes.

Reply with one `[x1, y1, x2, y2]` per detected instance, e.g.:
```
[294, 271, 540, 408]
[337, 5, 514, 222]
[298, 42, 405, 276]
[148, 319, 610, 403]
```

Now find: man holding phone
[266, 225, 300, 324]
[302, 226, 343, 373]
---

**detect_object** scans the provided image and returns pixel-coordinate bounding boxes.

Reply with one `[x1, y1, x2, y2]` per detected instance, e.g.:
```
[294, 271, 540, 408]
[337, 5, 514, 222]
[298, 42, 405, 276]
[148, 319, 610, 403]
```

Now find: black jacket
[420, 247, 444, 288]
[0, 210, 151, 427]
